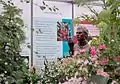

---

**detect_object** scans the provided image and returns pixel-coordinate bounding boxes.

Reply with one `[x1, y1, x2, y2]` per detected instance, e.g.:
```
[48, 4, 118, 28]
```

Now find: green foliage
[78, 0, 120, 57]
[90, 37, 100, 47]
[73, 17, 80, 26]
[0, 0, 25, 50]
[76, 1, 120, 82]
[40, 50, 111, 84]
[98, 9, 111, 21]
[40, 57, 76, 83]
[0, 0, 39, 84]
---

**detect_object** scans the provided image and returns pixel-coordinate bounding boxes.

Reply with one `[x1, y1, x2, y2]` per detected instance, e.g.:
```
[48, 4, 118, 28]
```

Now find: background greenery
[74, 0, 120, 57]
[0, 0, 39, 84]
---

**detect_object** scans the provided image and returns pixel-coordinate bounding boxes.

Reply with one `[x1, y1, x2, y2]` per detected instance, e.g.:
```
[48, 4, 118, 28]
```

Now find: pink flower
[90, 47, 97, 57]
[99, 45, 106, 51]
[103, 72, 110, 78]
[82, 80, 87, 84]
[113, 56, 120, 63]
[62, 81, 68, 84]
[80, 49, 86, 54]
[103, 59, 109, 65]
[91, 57, 97, 62]
[99, 58, 109, 65]
[96, 69, 109, 78]
[73, 51, 79, 57]
[96, 68, 104, 75]
[111, 80, 117, 84]
[101, 72, 109, 78]
[78, 77, 83, 82]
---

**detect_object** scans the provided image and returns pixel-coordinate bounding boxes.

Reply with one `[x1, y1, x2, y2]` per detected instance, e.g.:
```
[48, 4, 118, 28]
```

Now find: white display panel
[33, 16, 63, 72]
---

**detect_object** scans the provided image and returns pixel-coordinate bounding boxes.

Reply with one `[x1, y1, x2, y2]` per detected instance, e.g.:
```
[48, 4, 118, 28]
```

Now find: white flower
[89, 62, 92, 65]
[111, 39, 115, 42]
[94, 64, 97, 67]
[5, 62, 8, 65]
[77, 59, 84, 65]
[83, 77, 88, 80]
[111, 80, 117, 84]
[5, 81, 8, 84]
[95, 60, 99, 65]
[91, 57, 97, 62]
[4, 71, 7, 73]
[68, 77, 75, 82]
[79, 66, 83, 70]
[75, 72, 79, 77]
[3, 77, 6, 80]
[117, 62, 120, 65]
[66, 76, 68, 80]
[83, 68, 88, 73]
[89, 74, 91, 76]
[0, 74, 4, 77]
[88, 40, 92, 45]
[24, 59, 28, 63]
[78, 77, 83, 82]
[93, 37, 97, 40]
[5, 46, 9, 49]
[84, 60, 89, 65]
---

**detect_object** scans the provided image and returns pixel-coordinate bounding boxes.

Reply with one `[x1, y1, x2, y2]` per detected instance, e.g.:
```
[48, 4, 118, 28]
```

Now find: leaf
[26, 0, 29, 3]
[22, 65, 28, 72]
[53, 9, 56, 12]
[27, 44, 31, 49]
[15, 79, 24, 84]
[88, 75, 109, 84]
[98, 9, 111, 21]
[49, 7, 52, 11]
[6, 76, 15, 84]
[14, 38, 19, 49]
[40, 6, 46, 10]
[87, 6, 98, 16]
[8, 1, 10, 3]
[43, 1, 45, 5]
[12, 71, 24, 79]
[45, 4, 48, 7]
[56, 8, 59, 10]
[97, 21, 108, 29]
[114, 67, 120, 76]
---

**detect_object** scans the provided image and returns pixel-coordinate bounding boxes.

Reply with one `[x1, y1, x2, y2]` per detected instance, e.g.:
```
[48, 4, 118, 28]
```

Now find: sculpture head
[76, 25, 88, 42]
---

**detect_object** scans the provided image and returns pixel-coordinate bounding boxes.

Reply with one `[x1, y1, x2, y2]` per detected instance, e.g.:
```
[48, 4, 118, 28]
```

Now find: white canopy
[44, 0, 104, 6]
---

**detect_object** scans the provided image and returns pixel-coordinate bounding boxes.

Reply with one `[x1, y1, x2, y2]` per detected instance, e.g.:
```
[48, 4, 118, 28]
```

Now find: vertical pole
[31, 0, 33, 66]
[72, 2, 74, 19]
[71, 2, 74, 37]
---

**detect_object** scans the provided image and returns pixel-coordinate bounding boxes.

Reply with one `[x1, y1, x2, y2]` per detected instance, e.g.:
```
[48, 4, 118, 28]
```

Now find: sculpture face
[76, 28, 88, 41]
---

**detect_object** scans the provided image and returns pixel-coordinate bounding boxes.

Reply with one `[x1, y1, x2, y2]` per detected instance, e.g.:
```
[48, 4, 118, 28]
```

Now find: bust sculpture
[74, 26, 90, 56]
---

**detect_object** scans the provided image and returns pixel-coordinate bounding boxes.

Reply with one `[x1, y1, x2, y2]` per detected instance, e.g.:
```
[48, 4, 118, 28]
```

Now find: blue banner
[62, 19, 73, 57]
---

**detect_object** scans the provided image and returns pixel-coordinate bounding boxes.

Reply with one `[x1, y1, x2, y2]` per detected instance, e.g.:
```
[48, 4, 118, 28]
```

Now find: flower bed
[40, 44, 120, 84]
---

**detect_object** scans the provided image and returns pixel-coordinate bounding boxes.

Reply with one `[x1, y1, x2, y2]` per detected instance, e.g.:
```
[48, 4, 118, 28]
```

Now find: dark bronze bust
[74, 26, 90, 56]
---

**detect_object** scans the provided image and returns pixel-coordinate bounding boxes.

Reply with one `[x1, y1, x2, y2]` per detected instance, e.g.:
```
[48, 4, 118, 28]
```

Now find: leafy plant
[76, 0, 120, 57]
[0, 0, 39, 84]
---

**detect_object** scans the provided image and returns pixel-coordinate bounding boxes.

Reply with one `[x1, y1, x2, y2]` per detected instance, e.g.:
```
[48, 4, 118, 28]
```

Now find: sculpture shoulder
[74, 44, 91, 52]
[74, 44, 79, 49]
